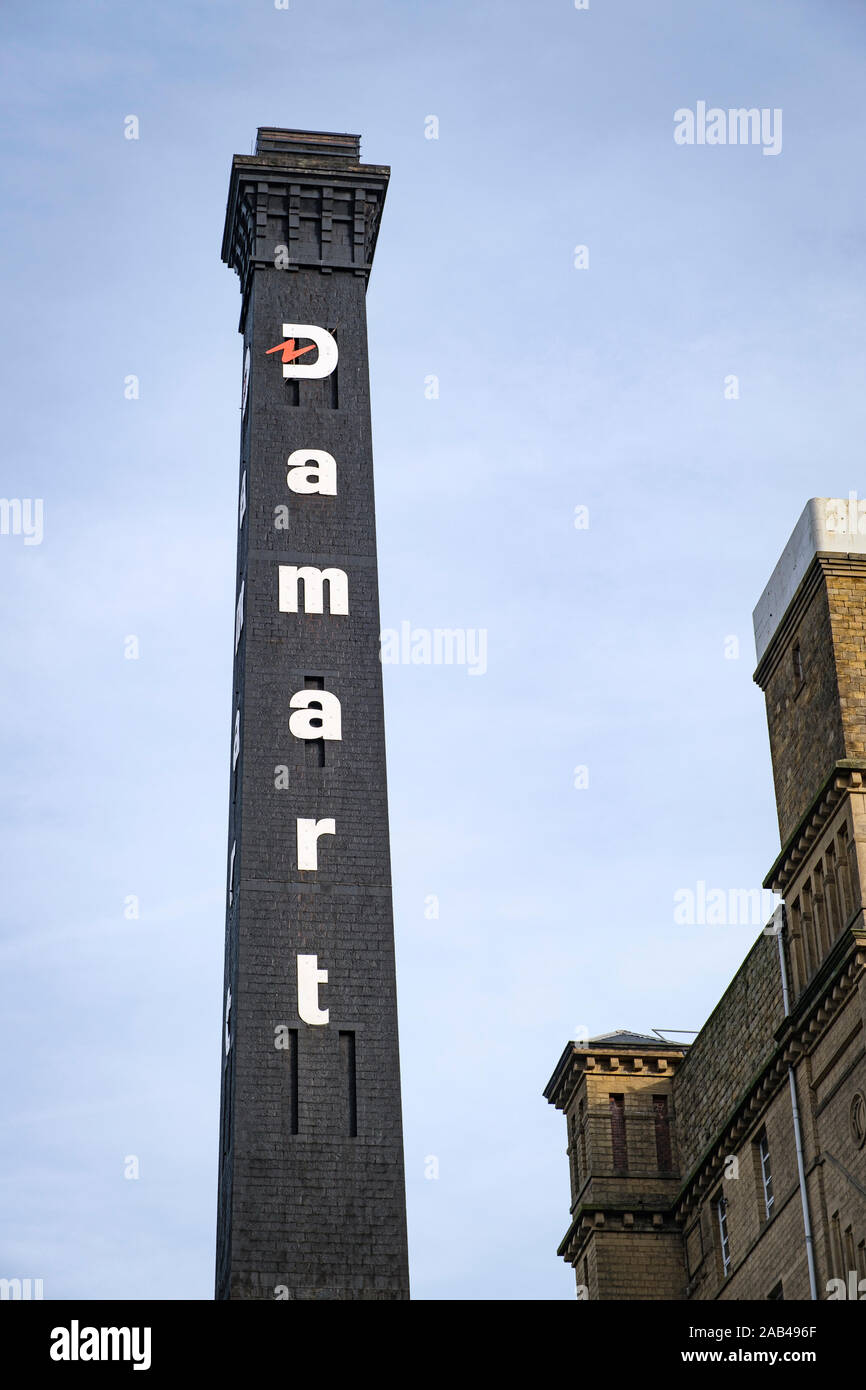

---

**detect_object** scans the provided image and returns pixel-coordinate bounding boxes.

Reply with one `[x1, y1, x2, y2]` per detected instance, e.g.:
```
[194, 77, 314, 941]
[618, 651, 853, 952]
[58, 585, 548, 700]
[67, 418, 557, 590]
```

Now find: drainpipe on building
[772, 904, 819, 1300]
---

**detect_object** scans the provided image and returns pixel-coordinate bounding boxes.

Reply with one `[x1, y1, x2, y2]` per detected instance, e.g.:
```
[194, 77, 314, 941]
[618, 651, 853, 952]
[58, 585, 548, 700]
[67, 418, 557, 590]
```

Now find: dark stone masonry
[215, 129, 410, 1300]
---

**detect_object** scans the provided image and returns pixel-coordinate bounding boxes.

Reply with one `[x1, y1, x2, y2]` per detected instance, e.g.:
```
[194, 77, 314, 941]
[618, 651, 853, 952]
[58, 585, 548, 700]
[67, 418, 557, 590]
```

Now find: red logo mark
[266, 338, 316, 365]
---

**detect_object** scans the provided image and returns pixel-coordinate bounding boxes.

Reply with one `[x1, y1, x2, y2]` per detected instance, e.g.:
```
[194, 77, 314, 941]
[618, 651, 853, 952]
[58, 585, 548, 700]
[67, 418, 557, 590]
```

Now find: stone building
[545, 498, 866, 1300]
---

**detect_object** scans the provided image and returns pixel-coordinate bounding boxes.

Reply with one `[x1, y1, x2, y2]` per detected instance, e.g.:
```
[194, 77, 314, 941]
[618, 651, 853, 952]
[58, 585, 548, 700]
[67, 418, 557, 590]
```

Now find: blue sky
[1, 0, 865, 1300]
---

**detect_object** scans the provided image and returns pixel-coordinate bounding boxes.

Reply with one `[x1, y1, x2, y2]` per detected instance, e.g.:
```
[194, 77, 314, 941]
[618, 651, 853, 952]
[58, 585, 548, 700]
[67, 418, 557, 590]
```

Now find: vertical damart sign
[215, 128, 409, 1301]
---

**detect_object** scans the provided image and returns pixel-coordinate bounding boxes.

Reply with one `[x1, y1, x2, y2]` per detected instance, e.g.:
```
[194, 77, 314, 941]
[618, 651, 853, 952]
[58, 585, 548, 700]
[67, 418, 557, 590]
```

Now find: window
[304, 676, 326, 767]
[767, 1280, 784, 1301]
[717, 1196, 731, 1277]
[578, 1097, 588, 1182]
[340, 1031, 357, 1137]
[609, 1094, 627, 1171]
[758, 1129, 774, 1220]
[789, 899, 807, 990]
[232, 705, 241, 801]
[812, 863, 830, 957]
[234, 577, 245, 653]
[837, 823, 853, 922]
[285, 1028, 299, 1136]
[831, 1211, 843, 1278]
[221, 1041, 234, 1159]
[801, 881, 817, 976]
[793, 640, 803, 684]
[569, 1110, 579, 1191]
[824, 844, 841, 938]
[653, 1095, 673, 1172]
[232, 707, 241, 770]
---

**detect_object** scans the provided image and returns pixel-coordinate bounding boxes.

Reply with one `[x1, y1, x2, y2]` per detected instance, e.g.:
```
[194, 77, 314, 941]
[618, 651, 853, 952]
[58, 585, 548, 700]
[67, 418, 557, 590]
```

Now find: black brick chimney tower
[215, 128, 409, 1300]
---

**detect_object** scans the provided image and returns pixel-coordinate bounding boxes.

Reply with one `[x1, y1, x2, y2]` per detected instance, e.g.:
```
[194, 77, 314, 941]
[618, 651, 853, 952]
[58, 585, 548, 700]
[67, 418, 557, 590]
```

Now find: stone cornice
[753, 552, 866, 690]
[556, 1202, 680, 1262]
[221, 129, 390, 331]
[674, 927, 866, 1223]
[753, 553, 824, 689]
[544, 1040, 688, 1113]
[763, 761, 866, 894]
